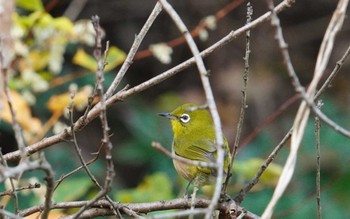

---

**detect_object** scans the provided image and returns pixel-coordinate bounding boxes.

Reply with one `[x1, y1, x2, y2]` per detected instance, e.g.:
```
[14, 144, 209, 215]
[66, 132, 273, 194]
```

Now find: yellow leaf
[46, 93, 70, 115]
[104, 46, 126, 71]
[29, 50, 50, 71]
[53, 17, 74, 34]
[72, 48, 97, 71]
[36, 13, 54, 28]
[47, 86, 93, 115]
[0, 91, 42, 139]
[73, 46, 126, 72]
[17, 0, 44, 11]
[17, 11, 43, 29]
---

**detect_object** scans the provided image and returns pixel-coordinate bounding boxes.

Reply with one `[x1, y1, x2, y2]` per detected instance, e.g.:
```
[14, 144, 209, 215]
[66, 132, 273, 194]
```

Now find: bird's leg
[184, 179, 193, 198]
[189, 185, 198, 219]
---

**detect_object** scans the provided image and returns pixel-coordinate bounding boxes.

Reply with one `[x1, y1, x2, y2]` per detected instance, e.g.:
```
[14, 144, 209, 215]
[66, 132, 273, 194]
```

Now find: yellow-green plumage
[160, 103, 231, 187]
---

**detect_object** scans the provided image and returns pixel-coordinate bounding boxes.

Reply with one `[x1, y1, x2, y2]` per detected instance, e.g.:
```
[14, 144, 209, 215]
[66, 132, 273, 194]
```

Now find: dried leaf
[47, 85, 93, 115]
[0, 90, 42, 138]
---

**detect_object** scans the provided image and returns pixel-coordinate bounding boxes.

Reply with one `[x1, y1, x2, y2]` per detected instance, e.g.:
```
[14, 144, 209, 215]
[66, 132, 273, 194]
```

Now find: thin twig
[315, 44, 350, 99]
[261, 0, 309, 217]
[53, 145, 101, 191]
[315, 101, 322, 219]
[68, 90, 101, 186]
[66, 74, 114, 216]
[40, 155, 55, 219]
[0, 183, 41, 197]
[80, 85, 98, 127]
[66, 87, 118, 216]
[240, 94, 298, 147]
[303, 93, 350, 138]
[104, 2, 162, 99]
[0, 150, 19, 213]
[224, 1, 252, 193]
[69, 15, 117, 219]
[234, 129, 292, 203]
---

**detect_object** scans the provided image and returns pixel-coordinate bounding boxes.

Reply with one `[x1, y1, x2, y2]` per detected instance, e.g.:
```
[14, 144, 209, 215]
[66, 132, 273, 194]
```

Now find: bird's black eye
[179, 113, 191, 123]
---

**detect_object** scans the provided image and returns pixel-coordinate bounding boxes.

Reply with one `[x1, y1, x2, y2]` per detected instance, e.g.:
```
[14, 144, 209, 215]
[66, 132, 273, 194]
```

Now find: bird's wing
[184, 139, 216, 162]
[180, 138, 231, 175]
[182, 139, 217, 175]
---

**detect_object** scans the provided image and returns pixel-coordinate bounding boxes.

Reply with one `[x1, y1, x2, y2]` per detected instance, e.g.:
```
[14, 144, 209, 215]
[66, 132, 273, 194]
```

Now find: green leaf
[17, 0, 44, 11]
[234, 158, 282, 188]
[54, 177, 93, 202]
[115, 172, 174, 203]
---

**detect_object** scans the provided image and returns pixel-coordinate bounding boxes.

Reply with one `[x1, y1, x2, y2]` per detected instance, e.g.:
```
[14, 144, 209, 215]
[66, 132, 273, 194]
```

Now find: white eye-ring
[179, 113, 191, 123]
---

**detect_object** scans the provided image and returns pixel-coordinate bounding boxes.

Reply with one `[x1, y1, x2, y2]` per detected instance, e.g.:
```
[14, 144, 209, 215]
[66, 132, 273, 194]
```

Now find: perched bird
[159, 103, 231, 191]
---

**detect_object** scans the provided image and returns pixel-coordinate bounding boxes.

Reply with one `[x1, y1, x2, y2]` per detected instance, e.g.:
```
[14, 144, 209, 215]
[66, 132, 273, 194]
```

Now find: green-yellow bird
[159, 103, 232, 190]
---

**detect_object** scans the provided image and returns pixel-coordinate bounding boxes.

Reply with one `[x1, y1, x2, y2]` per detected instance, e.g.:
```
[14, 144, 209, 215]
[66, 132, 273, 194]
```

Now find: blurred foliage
[234, 158, 282, 190]
[1, 0, 126, 144]
[54, 177, 93, 202]
[115, 172, 174, 203]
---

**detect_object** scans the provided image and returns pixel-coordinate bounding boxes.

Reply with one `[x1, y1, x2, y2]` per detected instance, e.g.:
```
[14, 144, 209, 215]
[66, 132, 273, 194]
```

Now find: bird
[159, 103, 232, 194]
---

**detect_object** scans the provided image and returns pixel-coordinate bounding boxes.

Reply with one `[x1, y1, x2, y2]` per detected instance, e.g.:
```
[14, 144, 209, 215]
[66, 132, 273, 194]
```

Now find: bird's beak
[158, 112, 177, 120]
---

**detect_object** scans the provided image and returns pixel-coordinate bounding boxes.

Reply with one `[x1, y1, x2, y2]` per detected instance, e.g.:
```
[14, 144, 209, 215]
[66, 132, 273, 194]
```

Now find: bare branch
[235, 129, 292, 203]
[67, 90, 100, 187]
[315, 101, 322, 219]
[315, 44, 350, 99]
[54, 146, 101, 191]
[19, 198, 260, 219]
[0, 182, 41, 197]
[104, 2, 162, 99]
[225, 1, 253, 194]
[40, 155, 55, 219]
